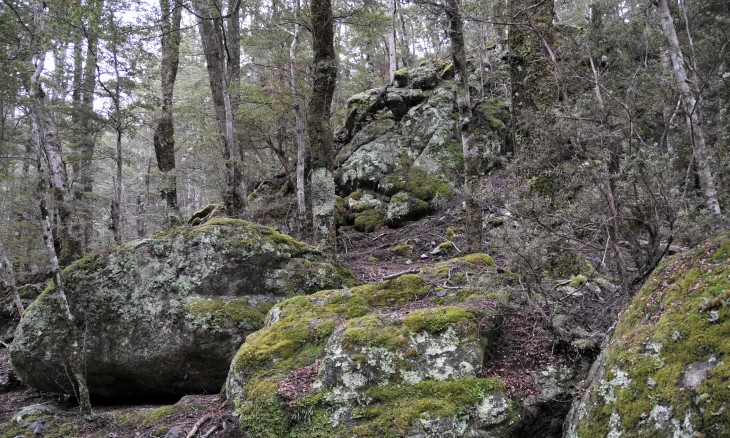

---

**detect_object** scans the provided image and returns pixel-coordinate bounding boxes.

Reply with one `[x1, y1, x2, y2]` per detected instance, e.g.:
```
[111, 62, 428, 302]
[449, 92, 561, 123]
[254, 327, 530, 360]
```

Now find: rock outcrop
[564, 232, 730, 437]
[223, 253, 579, 437]
[10, 219, 353, 398]
[334, 59, 510, 231]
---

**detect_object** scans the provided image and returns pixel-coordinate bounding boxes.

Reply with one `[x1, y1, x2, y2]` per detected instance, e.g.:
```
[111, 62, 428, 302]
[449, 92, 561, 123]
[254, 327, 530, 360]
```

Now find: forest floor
[0, 201, 586, 437]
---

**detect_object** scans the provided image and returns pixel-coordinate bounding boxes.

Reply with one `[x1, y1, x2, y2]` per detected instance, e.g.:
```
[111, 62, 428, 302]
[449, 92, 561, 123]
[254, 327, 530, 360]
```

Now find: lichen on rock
[10, 219, 353, 398]
[564, 232, 730, 437]
[224, 254, 523, 437]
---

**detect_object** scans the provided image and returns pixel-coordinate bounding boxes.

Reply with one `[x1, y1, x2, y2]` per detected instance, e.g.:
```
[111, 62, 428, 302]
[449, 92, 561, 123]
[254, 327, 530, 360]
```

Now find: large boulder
[334, 59, 510, 230]
[564, 232, 730, 437]
[10, 219, 353, 398]
[224, 254, 530, 437]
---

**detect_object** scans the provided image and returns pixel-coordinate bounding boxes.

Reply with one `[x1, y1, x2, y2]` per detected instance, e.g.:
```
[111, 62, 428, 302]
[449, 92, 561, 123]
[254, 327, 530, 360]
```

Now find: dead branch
[186, 415, 212, 438]
[383, 268, 420, 281]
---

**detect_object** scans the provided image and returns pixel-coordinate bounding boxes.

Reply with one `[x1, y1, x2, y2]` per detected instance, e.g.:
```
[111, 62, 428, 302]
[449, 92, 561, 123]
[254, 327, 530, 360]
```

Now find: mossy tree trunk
[153, 0, 183, 226]
[445, 0, 481, 252]
[307, 0, 338, 259]
[192, 0, 249, 218]
[507, 0, 555, 155]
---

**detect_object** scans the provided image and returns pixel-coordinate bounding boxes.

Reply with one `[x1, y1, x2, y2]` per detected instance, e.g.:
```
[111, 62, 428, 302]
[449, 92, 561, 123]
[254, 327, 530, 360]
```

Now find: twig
[371, 232, 389, 242]
[201, 423, 219, 438]
[186, 415, 212, 438]
[383, 268, 420, 280]
[0, 340, 9, 349]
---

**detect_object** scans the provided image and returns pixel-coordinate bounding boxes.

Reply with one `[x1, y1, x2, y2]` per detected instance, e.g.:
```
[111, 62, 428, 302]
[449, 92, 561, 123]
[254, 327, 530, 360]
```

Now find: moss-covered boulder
[335, 58, 509, 230]
[564, 232, 730, 437]
[224, 255, 522, 437]
[10, 219, 353, 398]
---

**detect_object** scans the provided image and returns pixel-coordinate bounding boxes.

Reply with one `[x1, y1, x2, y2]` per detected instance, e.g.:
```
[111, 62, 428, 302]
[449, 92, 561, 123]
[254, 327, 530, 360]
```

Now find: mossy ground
[574, 232, 730, 437]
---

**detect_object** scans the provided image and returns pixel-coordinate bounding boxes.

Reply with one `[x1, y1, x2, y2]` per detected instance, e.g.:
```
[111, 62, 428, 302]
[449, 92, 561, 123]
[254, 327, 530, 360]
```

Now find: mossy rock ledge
[224, 255, 523, 437]
[10, 219, 354, 398]
[334, 59, 509, 229]
[564, 232, 730, 437]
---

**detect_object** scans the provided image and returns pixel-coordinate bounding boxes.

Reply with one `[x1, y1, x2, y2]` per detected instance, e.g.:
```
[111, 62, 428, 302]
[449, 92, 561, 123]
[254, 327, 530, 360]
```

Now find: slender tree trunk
[137, 158, 151, 237]
[386, 0, 397, 82]
[308, 0, 338, 259]
[36, 156, 92, 418]
[290, 0, 309, 236]
[0, 237, 24, 317]
[28, 19, 83, 266]
[70, 0, 101, 250]
[153, 0, 182, 226]
[657, 0, 722, 225]
[29, 3, 91, 414]
[192, 0, 248, 217]
[111, 129, 123, 245]
[445, 0, 481, 252]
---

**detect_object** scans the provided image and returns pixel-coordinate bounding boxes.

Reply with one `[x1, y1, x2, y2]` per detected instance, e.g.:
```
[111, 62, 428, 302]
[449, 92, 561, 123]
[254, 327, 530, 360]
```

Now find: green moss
[450, 253, 496, 267]
[445, 227, 457, 241]
[407, 168, 452, 201]
[403, 306, 474, 334]
[343, 315, 407, 349]
[439, 241, 454, 250]
[390, 243, 414, 258]
[354, 209, 384, 232]
[350, 377, 508, 437]
[142, 405, 176, 425]
[188, 298, 266, 329]
[569, 274, 588, 288]
[575, 232, 730, 437]
[153, 426, 169, 436]
[379, 167, 453, 201]
[477, 98, 508, 130]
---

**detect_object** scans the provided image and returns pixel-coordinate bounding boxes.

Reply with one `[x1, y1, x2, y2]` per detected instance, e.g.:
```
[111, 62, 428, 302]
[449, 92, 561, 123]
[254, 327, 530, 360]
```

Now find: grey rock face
[10, 219, 351, 398]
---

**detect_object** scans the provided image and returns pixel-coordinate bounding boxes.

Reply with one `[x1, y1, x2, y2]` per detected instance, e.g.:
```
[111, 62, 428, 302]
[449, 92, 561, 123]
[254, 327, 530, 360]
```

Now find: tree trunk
[36, 158, 92, 418]
[0, 237, 24, 317]
[192, 0, 248, 217]
[153, 0, 182, 226]
[290, 0, 309, 236]
[657, 0, 722, 226]
[29, 3, 92, 415]
[28, 16, 83, 266]
[386, 0, 397, 82]
[508, 0, 555, 155]
[445, 0, 481, 252]
[308, 0, 338, 259]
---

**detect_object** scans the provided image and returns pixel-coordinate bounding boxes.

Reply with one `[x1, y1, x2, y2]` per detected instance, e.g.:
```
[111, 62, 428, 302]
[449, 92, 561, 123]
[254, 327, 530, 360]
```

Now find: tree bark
[290, 0, 309, 236]
[386, 0, 397, 82]
[0, 237, 24, 317]
[153, 0, 183, 226]
[28, 12, 83, 266]
[657, 0, 722, 225]
[192, 0, 248, 217]
[445, 0, 481, 252]
[29, 2, 91, 416]
[308, 0, 338, 259]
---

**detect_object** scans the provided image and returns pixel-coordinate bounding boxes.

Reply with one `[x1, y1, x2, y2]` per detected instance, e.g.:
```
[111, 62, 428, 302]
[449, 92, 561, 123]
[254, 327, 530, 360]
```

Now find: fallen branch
[201, 422, 219, 438]
[383, 268, 420, 281]
[186, 415, 212, 438]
